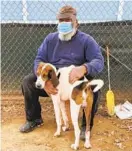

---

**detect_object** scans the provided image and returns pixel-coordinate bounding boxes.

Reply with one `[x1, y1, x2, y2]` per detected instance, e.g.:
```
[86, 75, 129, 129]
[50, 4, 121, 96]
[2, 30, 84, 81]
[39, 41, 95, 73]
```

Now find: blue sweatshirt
[34, 30, 104, 77]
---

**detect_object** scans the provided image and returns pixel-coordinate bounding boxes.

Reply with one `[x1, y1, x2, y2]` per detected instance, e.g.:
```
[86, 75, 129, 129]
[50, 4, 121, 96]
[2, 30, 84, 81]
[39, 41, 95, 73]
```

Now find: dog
[35, 62, 104, 150]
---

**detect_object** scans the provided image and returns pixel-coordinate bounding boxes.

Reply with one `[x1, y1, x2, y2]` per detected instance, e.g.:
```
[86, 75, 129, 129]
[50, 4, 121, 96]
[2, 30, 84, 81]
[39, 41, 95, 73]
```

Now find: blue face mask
[57, 22, 73, 35]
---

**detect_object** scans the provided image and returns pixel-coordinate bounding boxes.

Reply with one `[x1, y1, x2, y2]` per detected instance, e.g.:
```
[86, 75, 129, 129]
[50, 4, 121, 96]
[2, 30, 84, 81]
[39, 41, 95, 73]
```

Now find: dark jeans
[22, 73, 100, 130]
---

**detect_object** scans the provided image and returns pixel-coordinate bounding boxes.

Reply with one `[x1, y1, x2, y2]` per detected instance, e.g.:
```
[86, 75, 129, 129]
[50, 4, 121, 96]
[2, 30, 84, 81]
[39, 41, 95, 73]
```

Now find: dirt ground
[1, 96, 132, 151]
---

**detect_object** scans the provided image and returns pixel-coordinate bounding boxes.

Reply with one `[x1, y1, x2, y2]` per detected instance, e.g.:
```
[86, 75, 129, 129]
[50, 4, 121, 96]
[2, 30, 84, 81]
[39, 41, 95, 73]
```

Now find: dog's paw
[84, 142, 92, 149]
[62, 126, 70, 132]
[71, 144, 79, 150]
[54, 131, 61, 137]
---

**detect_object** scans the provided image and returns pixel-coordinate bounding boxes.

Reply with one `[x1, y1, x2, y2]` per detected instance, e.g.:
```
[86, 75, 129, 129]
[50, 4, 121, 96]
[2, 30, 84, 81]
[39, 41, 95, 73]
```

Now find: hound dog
[35, 62, 104, 150]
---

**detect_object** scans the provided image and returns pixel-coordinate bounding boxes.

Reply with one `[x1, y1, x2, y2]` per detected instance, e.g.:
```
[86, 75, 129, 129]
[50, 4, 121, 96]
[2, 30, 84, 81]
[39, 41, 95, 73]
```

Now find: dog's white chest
[58, 67, 73, 100]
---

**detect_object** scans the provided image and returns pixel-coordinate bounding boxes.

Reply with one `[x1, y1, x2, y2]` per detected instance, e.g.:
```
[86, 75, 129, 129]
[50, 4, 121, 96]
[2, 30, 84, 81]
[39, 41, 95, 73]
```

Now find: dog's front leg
[51, 95, 62, 137]
[59, 100, 69, 132]
[70, 99, 81, 150]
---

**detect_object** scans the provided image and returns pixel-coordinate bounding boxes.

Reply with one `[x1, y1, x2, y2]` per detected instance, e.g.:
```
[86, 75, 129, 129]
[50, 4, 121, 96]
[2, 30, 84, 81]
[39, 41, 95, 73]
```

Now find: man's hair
[57, 5, 79, 29]
[58, 5, 77, 16]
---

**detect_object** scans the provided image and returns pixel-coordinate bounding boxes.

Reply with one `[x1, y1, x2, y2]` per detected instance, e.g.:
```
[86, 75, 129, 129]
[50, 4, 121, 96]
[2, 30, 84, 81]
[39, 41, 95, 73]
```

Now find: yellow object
[106, 90, 115, 116]
[106, 46, 115, 116]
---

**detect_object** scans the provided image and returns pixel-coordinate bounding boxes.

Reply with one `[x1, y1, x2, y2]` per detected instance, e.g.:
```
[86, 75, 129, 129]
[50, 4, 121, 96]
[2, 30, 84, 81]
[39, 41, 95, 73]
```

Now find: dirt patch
[1, 97, 132, 151]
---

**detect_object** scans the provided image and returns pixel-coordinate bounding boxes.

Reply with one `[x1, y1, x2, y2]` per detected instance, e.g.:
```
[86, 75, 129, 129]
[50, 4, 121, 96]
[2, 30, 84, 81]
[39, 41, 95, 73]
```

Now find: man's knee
[21, 74, 37, 95]
[22, 74, 36, 87]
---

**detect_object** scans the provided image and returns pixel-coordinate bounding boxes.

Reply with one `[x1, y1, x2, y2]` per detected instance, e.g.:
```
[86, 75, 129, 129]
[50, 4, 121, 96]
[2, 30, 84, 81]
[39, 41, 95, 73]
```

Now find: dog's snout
[36, 83, 42, 89]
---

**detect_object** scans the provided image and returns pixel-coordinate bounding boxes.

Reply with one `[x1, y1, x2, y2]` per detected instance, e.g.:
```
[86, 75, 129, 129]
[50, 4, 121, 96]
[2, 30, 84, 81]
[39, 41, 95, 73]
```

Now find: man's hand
[69, 65, 87, 84]
[44, 80, 58, 95]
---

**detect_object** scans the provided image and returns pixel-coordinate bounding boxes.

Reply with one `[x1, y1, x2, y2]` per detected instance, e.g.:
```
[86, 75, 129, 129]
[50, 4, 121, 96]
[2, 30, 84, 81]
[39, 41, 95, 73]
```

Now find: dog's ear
[49, 70, 59, 87]
[46, 65, 54, 72]
[37, 62, 45, 75]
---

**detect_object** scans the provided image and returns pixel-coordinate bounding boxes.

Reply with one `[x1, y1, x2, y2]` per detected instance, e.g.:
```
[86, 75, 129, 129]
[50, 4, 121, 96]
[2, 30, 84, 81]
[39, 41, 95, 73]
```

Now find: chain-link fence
[1, 0, 132, 101]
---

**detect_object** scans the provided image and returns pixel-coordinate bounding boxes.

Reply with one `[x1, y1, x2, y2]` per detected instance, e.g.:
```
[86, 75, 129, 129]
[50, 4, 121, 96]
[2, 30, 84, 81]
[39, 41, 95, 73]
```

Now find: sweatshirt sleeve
[33, 36, 49, 76]
[84, 36, 104, 77]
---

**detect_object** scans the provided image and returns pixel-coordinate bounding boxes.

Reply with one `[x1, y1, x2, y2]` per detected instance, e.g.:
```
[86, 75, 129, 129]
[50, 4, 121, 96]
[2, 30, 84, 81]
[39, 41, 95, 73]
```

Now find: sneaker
[80, 127, 86, 141]
[19, 118, 43, 133]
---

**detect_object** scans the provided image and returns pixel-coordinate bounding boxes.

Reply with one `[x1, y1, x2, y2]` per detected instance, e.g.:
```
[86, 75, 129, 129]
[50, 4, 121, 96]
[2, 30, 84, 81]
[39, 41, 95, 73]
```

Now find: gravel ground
[1, 96, 132, 151]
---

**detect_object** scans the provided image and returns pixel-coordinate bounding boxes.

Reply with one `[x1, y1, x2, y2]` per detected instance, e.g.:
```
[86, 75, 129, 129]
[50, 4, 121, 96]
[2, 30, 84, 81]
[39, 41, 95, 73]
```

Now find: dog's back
[58, 65, 89, 101]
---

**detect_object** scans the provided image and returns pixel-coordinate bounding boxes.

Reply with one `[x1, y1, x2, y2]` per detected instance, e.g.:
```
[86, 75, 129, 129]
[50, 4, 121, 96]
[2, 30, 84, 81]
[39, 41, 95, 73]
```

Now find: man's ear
[37, 62, 45, 75]
[49, 70, 59, 87]
[76, 19, 79, 28]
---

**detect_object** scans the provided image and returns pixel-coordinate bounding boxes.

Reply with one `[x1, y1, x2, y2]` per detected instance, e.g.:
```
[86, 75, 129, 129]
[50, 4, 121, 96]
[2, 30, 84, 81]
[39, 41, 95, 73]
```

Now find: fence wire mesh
[1, 0, 132, 101]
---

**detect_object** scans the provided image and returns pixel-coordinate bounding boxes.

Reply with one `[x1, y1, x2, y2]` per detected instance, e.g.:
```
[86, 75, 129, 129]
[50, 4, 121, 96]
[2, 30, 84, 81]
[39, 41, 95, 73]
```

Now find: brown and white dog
[36, 62, 104, 150]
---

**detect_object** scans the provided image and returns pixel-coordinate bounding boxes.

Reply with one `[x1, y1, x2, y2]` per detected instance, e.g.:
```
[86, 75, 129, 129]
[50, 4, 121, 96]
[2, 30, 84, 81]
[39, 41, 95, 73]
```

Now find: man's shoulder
[77, 30, 94, 42]
[46, 32, 58, 41]
[78, 30, 92, 39]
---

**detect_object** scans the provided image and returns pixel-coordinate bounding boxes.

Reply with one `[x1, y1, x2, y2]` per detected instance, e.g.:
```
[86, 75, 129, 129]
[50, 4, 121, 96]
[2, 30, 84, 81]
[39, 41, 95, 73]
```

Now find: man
[20, 5, 104, 140]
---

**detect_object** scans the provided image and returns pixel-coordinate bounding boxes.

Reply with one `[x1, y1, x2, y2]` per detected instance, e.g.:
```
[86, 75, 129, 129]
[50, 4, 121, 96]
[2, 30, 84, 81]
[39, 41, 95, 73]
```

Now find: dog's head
[35, 62, 59, 89]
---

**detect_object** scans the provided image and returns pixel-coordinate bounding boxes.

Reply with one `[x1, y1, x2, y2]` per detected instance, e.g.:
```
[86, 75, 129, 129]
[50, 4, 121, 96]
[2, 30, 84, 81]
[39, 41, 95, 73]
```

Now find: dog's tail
[88, 79, 104, 92]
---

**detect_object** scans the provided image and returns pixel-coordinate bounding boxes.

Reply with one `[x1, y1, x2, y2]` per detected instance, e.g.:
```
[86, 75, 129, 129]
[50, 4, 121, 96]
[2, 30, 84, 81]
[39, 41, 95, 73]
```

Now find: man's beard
[58, 29, 76, 41]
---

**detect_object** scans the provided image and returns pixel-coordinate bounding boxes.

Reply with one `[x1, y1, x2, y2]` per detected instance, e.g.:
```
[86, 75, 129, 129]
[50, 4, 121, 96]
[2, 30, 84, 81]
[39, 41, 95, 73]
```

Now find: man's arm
[84, 36, 104, 77]
[33, 36, 49, 76]
[69, 36, 104, 84]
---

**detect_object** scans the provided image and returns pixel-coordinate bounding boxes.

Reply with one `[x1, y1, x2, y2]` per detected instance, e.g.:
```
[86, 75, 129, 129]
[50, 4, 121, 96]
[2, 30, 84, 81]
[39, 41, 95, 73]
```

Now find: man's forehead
[57, 13, 76, 20]
[59, 18, 72, 21]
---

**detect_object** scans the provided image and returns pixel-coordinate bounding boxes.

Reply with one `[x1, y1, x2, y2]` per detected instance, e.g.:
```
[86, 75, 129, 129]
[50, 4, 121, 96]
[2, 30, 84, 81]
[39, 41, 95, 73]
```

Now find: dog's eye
[41, 73, 47, 80]
[48, 71, 52, 79]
